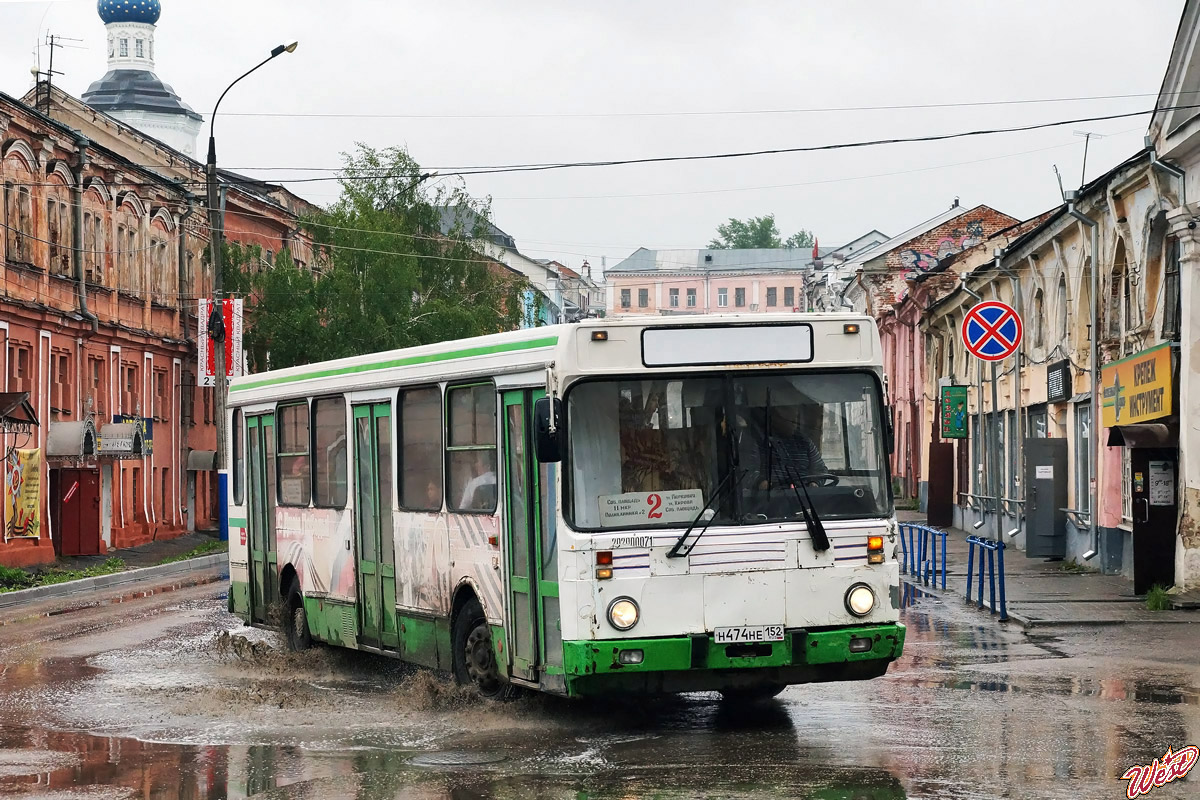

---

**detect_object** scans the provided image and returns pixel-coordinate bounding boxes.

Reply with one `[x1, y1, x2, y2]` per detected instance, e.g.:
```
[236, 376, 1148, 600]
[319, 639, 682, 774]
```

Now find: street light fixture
[206, 42, 298, 541]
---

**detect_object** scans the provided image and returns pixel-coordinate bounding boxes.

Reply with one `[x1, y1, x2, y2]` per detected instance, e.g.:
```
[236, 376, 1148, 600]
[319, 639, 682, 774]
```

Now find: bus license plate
[714, 625, 785, 644]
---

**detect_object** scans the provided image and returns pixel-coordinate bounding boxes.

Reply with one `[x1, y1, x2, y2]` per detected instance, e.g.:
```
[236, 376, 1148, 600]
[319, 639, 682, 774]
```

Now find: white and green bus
[225, 313, 904, 699]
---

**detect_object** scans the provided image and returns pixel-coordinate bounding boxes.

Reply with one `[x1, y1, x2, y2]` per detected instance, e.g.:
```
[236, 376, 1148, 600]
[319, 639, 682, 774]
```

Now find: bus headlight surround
[607, 597, 640, 631]
[845, 583, 876, 617]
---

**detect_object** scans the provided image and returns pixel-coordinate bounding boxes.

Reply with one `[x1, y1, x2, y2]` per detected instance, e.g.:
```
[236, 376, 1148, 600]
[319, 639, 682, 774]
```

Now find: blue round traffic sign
[962, 301, 1022, 362]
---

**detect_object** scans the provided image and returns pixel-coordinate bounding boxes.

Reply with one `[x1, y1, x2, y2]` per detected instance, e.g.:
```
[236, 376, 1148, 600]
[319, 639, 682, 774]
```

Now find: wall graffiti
[900, 220, 986, 278]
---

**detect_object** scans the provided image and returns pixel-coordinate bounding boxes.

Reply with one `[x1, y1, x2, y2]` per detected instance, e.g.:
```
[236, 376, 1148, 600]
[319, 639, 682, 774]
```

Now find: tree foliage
[708, 214, 815, 250]
[223, 144, 529, 371]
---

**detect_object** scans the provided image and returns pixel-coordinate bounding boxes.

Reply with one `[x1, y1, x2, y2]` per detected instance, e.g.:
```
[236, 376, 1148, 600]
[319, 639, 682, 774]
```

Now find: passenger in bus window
[426, 480, 442, 510]
[457, 450, 497, 511]
[754, 395, 828, 489]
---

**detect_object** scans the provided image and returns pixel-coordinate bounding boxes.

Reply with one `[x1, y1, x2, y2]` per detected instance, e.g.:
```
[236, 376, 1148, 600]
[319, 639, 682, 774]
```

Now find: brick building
[0, 7, 313, 567]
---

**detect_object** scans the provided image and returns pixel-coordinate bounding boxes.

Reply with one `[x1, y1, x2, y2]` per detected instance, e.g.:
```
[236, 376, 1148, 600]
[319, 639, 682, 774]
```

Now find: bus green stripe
[230, 336, 559, 394]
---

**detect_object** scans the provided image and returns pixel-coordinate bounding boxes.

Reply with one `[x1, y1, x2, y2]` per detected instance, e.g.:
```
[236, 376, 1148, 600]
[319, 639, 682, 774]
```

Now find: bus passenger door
[353, 403, 399, 650]
[246, 414, 277, 624]
[503, 390, 555, 683]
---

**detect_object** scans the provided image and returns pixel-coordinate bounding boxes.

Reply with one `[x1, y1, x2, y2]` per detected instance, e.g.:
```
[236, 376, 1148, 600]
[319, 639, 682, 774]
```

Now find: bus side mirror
[884, 406, 895, 454]
[534, 397, 565, 463]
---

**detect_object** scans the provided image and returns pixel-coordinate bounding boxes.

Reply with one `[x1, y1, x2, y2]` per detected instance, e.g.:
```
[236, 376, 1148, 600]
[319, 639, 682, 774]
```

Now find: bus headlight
[845, 584, 876, 617]
[607, 597, 640, 631]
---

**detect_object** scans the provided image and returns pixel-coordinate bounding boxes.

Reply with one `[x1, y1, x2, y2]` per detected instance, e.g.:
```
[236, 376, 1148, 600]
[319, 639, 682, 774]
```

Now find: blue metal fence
[897, 523, 947, 591]
[965, 535, 1008, 621]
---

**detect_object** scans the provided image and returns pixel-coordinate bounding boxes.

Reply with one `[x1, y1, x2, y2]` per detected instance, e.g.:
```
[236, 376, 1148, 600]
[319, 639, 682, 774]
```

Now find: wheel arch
[279, 563, 300, 602]
[450, 577, 490, 627]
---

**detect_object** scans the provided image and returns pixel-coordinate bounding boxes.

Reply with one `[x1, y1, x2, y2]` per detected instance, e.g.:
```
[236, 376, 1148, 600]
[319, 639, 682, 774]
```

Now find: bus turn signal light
[843, 323, 861, 334]
[868, 536, 884, 564]
[867, 536, 883, 551]
[596, 551, 613, 565]
[591, 330, 609, 341]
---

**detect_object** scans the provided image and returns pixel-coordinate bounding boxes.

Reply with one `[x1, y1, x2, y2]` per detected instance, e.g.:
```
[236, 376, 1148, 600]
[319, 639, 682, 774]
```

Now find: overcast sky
[0, 0, 1186, 273]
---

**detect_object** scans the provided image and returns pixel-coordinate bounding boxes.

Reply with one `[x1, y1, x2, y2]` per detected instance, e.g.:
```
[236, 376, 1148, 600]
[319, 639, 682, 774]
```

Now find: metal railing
[898, 523, 947, 590]
[966, 535, 1008, 621]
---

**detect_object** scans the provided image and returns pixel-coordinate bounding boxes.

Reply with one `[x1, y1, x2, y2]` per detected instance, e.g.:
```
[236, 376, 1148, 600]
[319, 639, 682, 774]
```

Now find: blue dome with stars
[98, 0, 161, 25]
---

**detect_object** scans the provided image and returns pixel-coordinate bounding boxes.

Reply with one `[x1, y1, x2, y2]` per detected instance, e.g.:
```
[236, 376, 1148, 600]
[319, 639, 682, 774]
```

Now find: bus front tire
[719, 684, 786, 703]
[285, 586, 312, 652]
[452, 598, 513, 700]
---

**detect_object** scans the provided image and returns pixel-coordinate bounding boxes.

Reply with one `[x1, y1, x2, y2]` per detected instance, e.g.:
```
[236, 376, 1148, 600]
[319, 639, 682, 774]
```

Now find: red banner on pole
[198, 299, 243, 386]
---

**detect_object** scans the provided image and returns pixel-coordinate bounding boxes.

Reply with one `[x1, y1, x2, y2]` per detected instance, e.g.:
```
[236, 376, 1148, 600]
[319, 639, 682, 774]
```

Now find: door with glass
[353, 403, 398, 650]
[246, 413, 277, 624]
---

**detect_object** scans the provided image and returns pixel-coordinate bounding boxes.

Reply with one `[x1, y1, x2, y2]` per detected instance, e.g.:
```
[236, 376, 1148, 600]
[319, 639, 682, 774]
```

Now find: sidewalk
[51, 529, 223, 571]
[896, 511, 1200, 628]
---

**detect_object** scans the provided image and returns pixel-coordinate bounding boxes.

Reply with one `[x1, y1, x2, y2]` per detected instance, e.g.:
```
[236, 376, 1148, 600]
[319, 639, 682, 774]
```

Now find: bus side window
[232, 409, 243, 505]
[313, 396, 347, 507]
[277, 401, 311, 506]
[446, 384, 497, 513]
[400, 386, 443, 512]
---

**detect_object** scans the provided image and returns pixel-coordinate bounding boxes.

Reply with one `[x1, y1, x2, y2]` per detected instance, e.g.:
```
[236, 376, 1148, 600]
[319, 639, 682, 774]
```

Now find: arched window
[1056, 275, 1067, 344]
[1109, 239, 1128, 338]
[1032, 289, 1045, 349]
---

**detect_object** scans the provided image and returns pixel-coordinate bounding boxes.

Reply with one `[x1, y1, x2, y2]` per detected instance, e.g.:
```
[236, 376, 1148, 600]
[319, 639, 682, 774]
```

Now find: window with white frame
[1075, 403, 1091, 513]
[686, 288, 696, 307]
[717, 288, 728, 307]
[1121, 448, 1132, 524]
[669, 288, 679, 307]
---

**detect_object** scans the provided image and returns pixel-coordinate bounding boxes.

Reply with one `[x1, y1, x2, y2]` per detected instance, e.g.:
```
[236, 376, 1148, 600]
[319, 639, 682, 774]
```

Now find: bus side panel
[447, 513, 504, 625]
[276, 507, 356, 602]
[393, 510, 452, 615]
[228, 505, 251, 618]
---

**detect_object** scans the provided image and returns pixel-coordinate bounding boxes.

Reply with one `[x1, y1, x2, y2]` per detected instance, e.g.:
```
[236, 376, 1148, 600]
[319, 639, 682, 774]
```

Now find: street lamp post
[206, 41, 297, 540]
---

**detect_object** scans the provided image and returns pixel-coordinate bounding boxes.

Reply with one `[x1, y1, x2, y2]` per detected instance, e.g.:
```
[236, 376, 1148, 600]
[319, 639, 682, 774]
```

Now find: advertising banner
[112, 415, 154, 455]
[198, 298, 244, 387]
[1101, 344, 1172, 427]
[941, 386, 968, 439]
[4, 448, 41, 539]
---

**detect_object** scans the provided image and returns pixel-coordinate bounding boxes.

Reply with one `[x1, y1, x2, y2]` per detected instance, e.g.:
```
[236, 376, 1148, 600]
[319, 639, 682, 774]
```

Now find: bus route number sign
[598, 489, 704, 527]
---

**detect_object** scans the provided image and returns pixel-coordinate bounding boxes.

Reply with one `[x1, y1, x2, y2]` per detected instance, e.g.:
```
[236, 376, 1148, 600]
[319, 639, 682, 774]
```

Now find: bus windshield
[567, 371, 890, 530]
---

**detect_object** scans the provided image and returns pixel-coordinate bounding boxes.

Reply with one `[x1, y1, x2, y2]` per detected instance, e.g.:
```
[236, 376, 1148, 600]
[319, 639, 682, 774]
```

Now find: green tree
[708, 214, 815, 250]
[226, 144, 529, 371]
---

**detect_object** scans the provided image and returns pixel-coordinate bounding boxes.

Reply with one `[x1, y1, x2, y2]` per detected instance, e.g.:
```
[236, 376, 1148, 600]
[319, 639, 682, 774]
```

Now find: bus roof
[228, 312, 878, 405]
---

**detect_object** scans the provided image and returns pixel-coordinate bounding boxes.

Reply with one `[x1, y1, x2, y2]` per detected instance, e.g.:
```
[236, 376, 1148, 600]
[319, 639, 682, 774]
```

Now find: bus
[225, 313, 905, 700]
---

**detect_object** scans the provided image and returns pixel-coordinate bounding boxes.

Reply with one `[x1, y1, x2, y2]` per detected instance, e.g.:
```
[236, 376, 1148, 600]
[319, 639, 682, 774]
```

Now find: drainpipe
[1066, 193, 1100, 562]
[961, 274, 986, 529]
[177, 196, 196, 340]
[1147, 135, 1186, 209]
[71, 135, 99, 333]
[995, 249, 1024, 537]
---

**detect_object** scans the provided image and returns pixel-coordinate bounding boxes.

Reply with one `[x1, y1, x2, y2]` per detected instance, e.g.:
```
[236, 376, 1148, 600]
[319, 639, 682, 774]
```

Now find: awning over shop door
[186, 450, 217, 471]
[1106, 423, 1176, 448]
[47, 420, 97, 458]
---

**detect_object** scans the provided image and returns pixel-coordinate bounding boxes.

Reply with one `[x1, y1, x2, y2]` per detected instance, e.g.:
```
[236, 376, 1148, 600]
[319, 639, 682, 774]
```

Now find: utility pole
[206, 42, 298, 541]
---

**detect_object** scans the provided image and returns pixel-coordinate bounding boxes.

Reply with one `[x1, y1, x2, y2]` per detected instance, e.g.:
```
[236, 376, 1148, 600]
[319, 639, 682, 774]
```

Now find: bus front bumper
[562, 623, 904, 697]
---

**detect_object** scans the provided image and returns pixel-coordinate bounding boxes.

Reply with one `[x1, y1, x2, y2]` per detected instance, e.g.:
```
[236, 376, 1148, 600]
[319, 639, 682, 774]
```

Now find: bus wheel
[719, 684, 786, 703]
[452, 598, 511, 699]
[285, 586, 312, 652]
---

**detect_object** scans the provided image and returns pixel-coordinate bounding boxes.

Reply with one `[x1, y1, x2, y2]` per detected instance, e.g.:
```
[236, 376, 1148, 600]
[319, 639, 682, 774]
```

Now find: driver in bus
[753, 389, 828, 490]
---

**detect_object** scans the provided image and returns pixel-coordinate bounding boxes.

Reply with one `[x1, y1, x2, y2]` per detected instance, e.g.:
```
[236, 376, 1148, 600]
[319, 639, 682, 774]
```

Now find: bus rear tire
[719, 684, 786, 703]
[285, 586, 312, 652]
[452, 597, 514, 700]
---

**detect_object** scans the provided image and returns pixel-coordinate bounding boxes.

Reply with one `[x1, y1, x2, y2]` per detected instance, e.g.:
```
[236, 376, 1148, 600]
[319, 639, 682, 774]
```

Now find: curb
[0, 570, 228, 627]
[0, 553, 228, 610]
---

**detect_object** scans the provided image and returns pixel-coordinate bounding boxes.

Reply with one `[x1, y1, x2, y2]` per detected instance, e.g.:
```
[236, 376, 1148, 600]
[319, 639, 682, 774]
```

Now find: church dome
[98, 0, 161, 25]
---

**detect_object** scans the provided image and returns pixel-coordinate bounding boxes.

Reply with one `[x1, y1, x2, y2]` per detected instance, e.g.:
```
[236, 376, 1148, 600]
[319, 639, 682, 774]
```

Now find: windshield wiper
[668, 468, 744, 558]
[764, 439, 831, 553]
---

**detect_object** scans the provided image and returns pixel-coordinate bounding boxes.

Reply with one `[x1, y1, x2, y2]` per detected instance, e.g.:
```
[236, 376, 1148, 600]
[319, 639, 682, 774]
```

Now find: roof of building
[98, 0, 161, 25]
[81, 69, 202, 122]
[606, 246, 839, 275]
[437, 206, 517, 250]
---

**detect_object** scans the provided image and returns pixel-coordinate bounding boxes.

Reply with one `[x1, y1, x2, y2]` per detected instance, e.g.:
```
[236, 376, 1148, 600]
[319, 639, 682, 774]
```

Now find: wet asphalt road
[0, 582, 1198, 799]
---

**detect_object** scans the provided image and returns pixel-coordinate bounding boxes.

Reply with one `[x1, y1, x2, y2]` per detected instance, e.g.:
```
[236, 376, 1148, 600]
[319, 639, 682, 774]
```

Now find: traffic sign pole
[961, 300, 1023, 543]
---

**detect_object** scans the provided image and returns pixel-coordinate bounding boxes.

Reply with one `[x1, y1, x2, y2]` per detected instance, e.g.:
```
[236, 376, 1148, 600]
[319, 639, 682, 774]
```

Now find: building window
[766, 287, 777, 307]
[669, 288, 679, 307]
[400, 386, 443, 511]
[735, 287, 746, 307]
[620, 288, 630, 309]
[277, 402, 311, 506]
[51, 351, 72, 417]
[153, 368, 168, 421]
[1108, 263, 1124, 338]
[1075, 404, 1091, 513]
[1121, 448, 1132, 525]
[1164, 238, 1180, 341]
[784, 287, 795, 308]
[447, 384, 496, 513]
[313, 397, 347, 508]
[638, 288, 648, 308]
[135, 39, 144, 58]
[686, 288, 696, 307]
[1007, 409, 1019, 500]
[717, 288, 728, 307]
[88, 356, 106, 420]
[1032, 289, 1044, 349]
[121, 363, 138, 415]
[120, 38, 128, 57]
